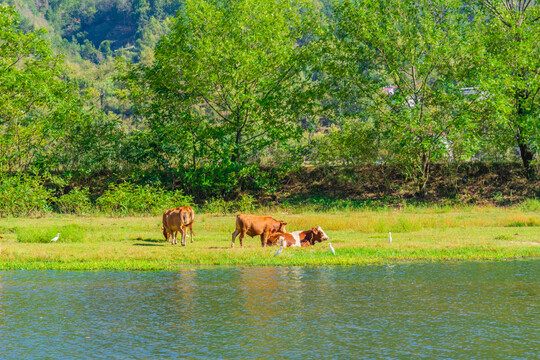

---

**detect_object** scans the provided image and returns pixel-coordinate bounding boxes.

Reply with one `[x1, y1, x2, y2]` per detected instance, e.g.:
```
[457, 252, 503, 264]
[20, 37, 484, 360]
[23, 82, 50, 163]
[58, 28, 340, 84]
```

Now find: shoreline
[1, 256, 539, 271]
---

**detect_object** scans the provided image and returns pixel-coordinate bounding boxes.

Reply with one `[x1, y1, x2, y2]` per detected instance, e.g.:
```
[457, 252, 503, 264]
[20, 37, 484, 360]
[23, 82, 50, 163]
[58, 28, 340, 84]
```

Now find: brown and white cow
[162, 206, 195, 246]
[267, 226, 329, 248]
[231, 214, 287, 248]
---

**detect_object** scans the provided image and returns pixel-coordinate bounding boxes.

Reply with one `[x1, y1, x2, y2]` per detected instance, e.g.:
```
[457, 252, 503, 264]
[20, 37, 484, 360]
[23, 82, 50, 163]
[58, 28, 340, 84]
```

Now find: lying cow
[267, 226, 329, 247]
[162, 206, 195, 246]
[232, 214, 287, 248]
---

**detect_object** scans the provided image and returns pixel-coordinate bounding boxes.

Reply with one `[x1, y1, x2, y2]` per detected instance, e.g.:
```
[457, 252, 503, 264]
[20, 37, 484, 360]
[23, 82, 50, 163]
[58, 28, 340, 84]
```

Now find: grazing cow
[162, 206, 195, 246]
[267, 226, 330, 248]
[232, 214, 287, 248]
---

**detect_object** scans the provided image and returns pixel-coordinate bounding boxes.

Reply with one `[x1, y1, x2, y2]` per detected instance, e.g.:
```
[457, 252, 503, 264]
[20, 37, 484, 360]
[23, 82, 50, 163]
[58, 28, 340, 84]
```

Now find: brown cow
[231, 214, 287, 248]
[267, 226, 329, 247]
[162, 206, 195, 246]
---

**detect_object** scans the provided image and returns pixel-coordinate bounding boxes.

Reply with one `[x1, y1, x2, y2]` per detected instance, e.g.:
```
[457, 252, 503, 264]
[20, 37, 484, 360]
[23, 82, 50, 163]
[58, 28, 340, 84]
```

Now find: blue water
[0, 261, 538, 359]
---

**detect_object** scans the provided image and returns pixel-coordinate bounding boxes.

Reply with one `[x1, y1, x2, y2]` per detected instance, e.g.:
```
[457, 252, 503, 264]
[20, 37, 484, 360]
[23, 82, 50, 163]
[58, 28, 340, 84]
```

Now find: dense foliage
[0, 0, 538, 216]
[0, 3, 120, 175]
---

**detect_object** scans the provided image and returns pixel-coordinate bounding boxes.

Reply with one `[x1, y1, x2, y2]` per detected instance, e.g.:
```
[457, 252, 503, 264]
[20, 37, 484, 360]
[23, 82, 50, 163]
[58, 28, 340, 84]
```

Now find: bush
[202, 195, 257, 214]
[236, 194, 256, 213]
[519, 198, 540, 212]
[174, 163, 286, 200]
[96, 183, 193, 216]
[56, 187, 92, 214]
[0, 174, 52, 217]
[203, 198, 235, 214]
[16, 224, 85, 243]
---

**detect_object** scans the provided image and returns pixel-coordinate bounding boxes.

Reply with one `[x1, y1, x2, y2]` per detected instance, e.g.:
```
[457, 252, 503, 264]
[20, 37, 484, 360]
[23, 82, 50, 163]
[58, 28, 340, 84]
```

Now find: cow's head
[277, 221, 287, 233]
[310, 226, 329, 244]
[317, 226, 329, 241]
[161, 226, 169, 241]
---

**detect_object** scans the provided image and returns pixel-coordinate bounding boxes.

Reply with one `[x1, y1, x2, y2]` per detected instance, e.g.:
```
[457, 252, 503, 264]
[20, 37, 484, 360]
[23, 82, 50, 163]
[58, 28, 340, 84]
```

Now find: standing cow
[162, 206, 195, 246]
[232, 214, 287, 248]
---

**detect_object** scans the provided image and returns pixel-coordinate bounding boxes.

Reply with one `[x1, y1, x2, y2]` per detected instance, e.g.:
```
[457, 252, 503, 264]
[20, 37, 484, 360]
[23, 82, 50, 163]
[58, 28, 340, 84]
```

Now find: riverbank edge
[1, 255, 539, 271]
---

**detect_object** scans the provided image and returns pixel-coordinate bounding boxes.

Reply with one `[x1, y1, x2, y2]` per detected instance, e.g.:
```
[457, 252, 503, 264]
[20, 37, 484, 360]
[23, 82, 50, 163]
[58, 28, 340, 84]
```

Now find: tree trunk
[511, 82, 535, 179]
[516, 132, 536, 180]
[231, 127, 242, 163]
[416, 152, 430, 198]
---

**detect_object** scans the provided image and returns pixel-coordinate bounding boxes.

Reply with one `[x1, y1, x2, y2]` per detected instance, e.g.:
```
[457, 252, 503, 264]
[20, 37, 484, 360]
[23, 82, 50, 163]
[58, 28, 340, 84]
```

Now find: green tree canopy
[0, 4, 120, 174]
[473, 0, 540, 179]
[0, 4, 68, 171]
[122, 0, 321, 171]
[325, 0, 477, 195]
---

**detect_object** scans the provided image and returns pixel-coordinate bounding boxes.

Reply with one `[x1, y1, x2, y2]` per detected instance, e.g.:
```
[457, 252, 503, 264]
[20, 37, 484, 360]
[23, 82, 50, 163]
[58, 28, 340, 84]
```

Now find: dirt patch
[275, 162, 540, 206]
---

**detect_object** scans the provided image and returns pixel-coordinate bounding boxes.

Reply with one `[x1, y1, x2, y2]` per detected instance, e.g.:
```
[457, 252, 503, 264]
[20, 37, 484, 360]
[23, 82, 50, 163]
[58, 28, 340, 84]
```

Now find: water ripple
[0, 260, 538, 359]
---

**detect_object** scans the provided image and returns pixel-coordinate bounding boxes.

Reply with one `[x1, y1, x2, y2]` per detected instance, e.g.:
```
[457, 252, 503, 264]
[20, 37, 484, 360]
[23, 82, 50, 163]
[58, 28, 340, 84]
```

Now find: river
[0, 260, 538, 359]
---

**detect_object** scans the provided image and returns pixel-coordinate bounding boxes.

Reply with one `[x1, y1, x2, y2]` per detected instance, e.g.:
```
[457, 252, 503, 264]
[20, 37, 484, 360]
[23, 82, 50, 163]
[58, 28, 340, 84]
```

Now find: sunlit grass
[0, 206, 538, 270]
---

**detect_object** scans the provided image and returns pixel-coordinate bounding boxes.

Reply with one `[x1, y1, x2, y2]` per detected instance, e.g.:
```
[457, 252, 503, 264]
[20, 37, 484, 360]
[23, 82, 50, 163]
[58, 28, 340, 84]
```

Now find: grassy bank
[0, 206, 539, 270]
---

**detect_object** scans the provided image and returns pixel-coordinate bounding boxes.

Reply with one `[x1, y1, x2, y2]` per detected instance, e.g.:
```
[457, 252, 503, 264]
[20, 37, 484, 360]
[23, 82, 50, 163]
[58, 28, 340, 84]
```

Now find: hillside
[4, 0, 184, 64]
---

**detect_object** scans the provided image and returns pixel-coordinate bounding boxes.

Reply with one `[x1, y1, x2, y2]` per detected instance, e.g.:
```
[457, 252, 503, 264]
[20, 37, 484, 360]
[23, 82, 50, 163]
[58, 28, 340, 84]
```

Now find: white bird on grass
[50, 233, 60, 242]
[329, 242, 335, 255]
[389, 232, 392, 244]
[274, 245, 283, 256]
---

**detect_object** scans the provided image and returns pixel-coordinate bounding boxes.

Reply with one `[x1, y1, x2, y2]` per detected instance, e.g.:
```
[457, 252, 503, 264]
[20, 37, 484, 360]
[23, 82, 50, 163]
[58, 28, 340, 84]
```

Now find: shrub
[56, 187, 92, 214]
[174, 163, 287, 200]
[236, 194, 256, 213]
[202, 195, 257, 214]
[96, 183, 193, 216]
[0, 174, 52, 217]
[519, 198, 540, 212]
[203, 198, 235, 214]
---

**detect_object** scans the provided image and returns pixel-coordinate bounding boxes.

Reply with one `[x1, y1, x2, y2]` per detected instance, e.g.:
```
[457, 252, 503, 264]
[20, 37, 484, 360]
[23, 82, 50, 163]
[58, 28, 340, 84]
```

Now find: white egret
[389, 232, 392, 243]
[274, 245, 283, 256]
[50, 233, 60, 242]
[329, 242, 335, 255]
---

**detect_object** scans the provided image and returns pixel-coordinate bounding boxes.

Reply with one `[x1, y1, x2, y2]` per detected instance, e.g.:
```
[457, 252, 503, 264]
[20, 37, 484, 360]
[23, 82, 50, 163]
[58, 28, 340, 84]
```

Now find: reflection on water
[0, 261, 538, 359]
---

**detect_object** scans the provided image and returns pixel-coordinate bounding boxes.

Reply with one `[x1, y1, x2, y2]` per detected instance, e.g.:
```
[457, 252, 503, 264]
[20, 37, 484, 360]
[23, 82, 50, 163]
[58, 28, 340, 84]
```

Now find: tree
[474, 1, 540, 179]
[122, 0, 320, 168]
[0, 4, 68, 171]
[326, 0, 478, 195]
[0, 4, 120, 174]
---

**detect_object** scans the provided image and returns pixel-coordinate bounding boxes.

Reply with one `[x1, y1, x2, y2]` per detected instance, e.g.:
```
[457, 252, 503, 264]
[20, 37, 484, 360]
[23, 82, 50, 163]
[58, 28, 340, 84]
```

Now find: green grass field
[0, 205, 538, 270]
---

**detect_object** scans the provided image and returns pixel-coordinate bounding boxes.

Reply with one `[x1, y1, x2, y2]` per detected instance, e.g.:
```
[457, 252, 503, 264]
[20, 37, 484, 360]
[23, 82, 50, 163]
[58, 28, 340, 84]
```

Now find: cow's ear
[282, 222, 287, 226]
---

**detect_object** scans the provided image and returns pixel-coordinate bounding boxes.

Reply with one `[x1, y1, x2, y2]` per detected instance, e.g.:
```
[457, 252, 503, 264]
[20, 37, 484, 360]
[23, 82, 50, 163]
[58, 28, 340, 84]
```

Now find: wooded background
[0, 0, 538, 214]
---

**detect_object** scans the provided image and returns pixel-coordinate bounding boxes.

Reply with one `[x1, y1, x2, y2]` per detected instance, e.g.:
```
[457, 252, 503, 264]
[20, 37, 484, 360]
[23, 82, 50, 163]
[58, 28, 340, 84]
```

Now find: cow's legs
[231, 229, 239, 248]
[239, 231, 245, 248]
[261, 232, 269, 247]
[181, 227, 187, 246]
[172, 231, 178, 245]
[190, 224, 194, 243]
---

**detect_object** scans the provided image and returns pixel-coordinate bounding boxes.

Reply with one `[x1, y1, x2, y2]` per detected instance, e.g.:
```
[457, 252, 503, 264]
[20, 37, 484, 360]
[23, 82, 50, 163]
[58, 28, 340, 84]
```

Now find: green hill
[4, 0, 184, 64]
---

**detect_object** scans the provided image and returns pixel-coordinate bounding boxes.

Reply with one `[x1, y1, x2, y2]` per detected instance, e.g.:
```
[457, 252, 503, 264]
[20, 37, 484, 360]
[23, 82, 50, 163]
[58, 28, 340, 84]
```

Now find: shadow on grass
[132, 238, 163, 243]
[133, 238, 166, 246]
